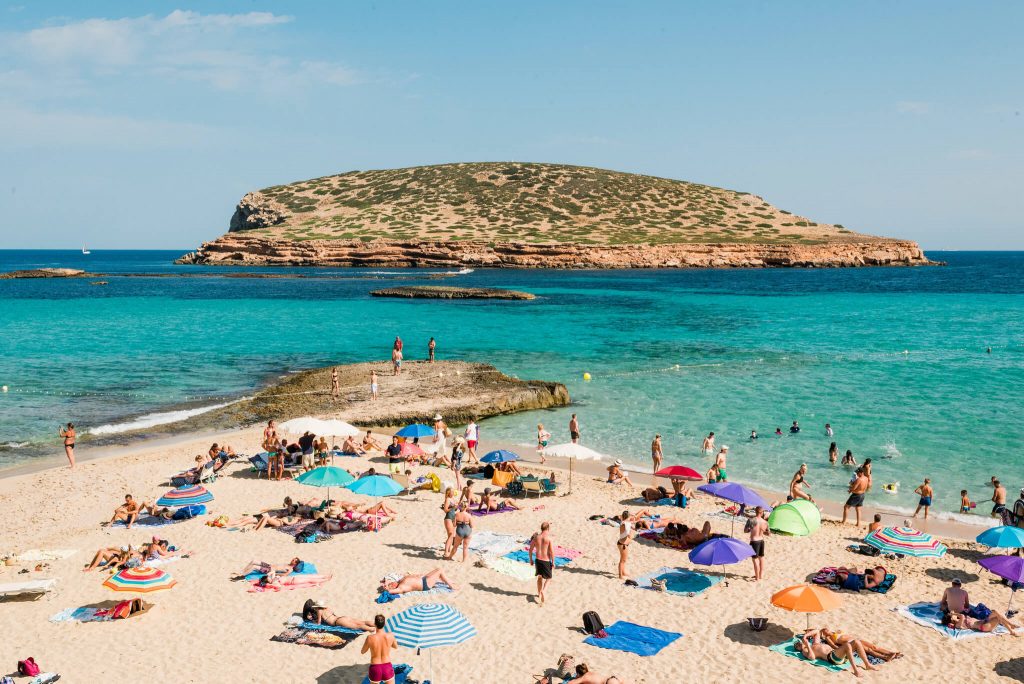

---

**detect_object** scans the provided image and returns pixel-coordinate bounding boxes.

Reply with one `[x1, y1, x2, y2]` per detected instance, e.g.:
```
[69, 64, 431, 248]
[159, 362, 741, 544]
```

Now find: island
[0, 268, 86, 279]
[370, 286, 535, 300]
[177, 162, 933, 269]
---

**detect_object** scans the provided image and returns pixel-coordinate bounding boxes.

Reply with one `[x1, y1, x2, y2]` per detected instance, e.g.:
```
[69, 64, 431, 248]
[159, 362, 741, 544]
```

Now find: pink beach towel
[249, 574, 332, 593]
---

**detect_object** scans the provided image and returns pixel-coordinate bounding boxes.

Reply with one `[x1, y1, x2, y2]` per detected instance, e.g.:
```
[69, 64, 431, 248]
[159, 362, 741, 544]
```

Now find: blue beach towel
[361, 664, 413, 684]
[111, 515, 182, 528]
[503, 550, 573, 567]
[301, 620, 362, 635]
[634, 567, 722, 595]
[583, 621, 681, 656]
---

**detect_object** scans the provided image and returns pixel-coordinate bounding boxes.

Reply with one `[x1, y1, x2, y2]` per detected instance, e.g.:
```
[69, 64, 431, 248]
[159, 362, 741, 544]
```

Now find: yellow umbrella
[771, 583, 842, 629]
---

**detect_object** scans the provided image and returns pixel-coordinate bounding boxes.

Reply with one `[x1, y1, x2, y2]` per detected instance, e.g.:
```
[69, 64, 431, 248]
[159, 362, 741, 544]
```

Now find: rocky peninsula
[177, 162, 934, 269]
[370, 286, 536, 300]
[0, 268, 86, 279]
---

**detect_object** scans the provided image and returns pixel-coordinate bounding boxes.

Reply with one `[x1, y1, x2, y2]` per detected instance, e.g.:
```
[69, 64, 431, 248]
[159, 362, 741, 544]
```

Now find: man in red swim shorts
[362, 614, 397, 683]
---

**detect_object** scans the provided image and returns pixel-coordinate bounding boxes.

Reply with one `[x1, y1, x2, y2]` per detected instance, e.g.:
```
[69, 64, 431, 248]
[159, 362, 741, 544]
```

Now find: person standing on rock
[428, 337, 436, 363]
[569, 414, 580, 444]
[331, 367, 340, 401]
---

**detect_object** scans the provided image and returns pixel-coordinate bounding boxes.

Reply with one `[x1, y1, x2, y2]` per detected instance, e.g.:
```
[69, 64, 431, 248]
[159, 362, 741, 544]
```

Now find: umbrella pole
[569, 457, 573, 495]
[1009, 589, 1016, 616]
[806, 613, 811, 630]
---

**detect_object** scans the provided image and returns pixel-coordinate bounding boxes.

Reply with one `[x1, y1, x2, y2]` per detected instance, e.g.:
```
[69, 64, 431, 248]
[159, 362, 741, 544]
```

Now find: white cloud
[896, 101, 931, 115]
[950, 148, 995, 161]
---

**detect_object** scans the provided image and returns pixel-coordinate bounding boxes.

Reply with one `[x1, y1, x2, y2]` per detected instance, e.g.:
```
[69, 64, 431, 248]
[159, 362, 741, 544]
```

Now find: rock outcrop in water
[0, 268, 86, 279]
[370, 286, 536, 300]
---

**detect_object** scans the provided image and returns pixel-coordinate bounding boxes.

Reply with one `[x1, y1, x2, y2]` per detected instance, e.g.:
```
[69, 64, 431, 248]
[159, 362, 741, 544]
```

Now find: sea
[2, 250, 1022, 523]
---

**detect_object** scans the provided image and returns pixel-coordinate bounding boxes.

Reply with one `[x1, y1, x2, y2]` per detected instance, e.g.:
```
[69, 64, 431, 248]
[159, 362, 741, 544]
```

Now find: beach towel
[144, 555, 182, 568]
[486, 556, 537, 581]
[769, 637, 849, 672]
[270, 626, 354, 649]
[895, 602, 1008, 640]
[634, 567, 722, 596]
[244, 563, 318, 582]
[470, 506, 518, 517]
[300, 620, 363, 635]
[503, 550, 574, 567]
[452, 531, 523, 557]
[5, 549, 76, 563]
[583, 621, 681, 656]
[814, 568, 897, 594]
[249, 573, 332, 593]
[361, 664, 413, 684]
[375, 573, 454, 603]
[50, 600, 151, 623]
[517, 544, 583, 560]
[111, 515, 183, 528]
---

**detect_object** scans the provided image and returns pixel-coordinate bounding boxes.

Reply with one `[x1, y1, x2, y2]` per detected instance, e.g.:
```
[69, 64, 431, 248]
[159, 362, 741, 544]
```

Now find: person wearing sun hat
[433, 413, 448, 457]
[606, 459, 634, 486]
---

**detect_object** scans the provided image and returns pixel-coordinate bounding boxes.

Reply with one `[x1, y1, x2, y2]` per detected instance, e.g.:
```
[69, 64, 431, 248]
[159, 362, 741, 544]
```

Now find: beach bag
[969, 603, 992, 620]
[18, 658, 40, 676]
[582, 611, 605, 635]
[555, 654, 576, 679]
[173, 504, 206, 520]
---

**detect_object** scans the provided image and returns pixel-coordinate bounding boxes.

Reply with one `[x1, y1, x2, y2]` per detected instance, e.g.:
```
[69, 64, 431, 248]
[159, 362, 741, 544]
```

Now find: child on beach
[960, 490, 974, 513]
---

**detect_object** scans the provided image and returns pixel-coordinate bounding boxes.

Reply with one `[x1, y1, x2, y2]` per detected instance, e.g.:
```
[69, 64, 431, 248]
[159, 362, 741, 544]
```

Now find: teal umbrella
[295, 466, 355, 503]
[346, 474, 403, 497]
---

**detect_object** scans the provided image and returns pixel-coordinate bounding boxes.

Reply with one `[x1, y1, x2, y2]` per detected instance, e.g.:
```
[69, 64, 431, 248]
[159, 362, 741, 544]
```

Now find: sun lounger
[540, 478, 558, 495]
[583, 621, 681, 656]
[522, 479, 542, 497]
[0, 578, 57, 600]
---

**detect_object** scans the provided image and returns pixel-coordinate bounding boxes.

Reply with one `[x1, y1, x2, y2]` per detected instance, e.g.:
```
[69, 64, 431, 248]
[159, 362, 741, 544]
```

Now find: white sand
[2, 426, 1023, 683]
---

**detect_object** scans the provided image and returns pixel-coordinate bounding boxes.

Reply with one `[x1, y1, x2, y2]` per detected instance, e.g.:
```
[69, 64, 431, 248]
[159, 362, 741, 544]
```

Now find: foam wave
[87, 398, 247, 435]
[0, 441, 29, 450]
[874, 502, 994, 528]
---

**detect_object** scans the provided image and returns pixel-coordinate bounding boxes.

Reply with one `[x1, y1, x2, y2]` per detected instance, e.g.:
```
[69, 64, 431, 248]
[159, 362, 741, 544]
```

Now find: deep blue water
[1, 250, 1022, 521]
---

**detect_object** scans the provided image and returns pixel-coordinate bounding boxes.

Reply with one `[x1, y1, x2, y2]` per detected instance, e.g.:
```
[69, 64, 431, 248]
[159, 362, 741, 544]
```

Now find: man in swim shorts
[993, 479, 1008, 518]
[530, 521, 555, 606]
[569, 414, 580, 443]
[913, 478, 933, 519]
[747, 506, 769, 581]
[714, 446, 728, 482]
[362, 614, 397, 684]
[842, 467, 869, 526]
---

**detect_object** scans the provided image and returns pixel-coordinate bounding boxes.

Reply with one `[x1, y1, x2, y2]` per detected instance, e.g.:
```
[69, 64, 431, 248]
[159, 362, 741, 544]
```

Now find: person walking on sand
[842, 467, 869, 526]
[616, 510, 638, 583]
[59, 422, 76, 468]
[537, 423, 551, 463]
[747, 506, 769, 581]
[530, 521, 555, 606]
[569, 414, 580, 443]
[464, 418, 480, 464]
[701, 432, 715, 455]
[362, 614, 398, 684]
[445, 503, 473, 562]
[370, 370, 379, 401]
[427, 336, 436, 363]
[714, 446, 729, 482]
[914, 478, 934, 519]
[651, 434, 663, 474]
[391, 346, 403, 376]
[331, 367, 340, 401]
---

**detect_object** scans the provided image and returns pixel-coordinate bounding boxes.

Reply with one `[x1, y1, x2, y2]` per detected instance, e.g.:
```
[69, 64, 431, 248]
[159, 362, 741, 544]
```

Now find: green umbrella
[767, 499, 821, 536]
[295, 466, 355, 503]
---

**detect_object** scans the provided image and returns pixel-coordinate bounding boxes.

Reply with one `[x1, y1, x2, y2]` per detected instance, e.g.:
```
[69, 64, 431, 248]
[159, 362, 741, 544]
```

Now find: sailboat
[82, 246, 91, 255]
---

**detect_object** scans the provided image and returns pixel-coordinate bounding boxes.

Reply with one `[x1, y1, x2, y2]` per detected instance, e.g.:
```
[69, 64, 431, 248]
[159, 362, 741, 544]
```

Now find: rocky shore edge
[176, 234, 937, 269]
[370, 286, 535, 300]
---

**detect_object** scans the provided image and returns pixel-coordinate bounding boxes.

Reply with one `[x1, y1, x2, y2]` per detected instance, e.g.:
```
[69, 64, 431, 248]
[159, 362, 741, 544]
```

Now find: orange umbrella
[771, 584, 842, 629]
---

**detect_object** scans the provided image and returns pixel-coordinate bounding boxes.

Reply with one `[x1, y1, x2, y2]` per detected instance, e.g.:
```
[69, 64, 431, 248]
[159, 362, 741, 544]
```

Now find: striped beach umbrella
[156, 484, 213, 508]
[864, 526, 947, 557]
[386, 602, 475, 683]
[103, 566, 177, 593]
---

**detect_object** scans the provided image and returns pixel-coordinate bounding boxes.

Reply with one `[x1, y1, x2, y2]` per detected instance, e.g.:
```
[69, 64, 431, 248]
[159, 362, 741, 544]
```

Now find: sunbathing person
[819, 626, 903, 662]
[948, 611, 1022, 635]
[105, 494, 143, 528]
[641, 486, 670, 502]
[477, 488, 520, 512]
[458, 481, 479, 507]
[83, 546, 135, 571]
[302, 598, 376, 631]
[800, 629, 877, 677]
[834, 566, 887, 591]
[606, 460, 634, 486]
[206, 514, 265, 531]
[142, 538, 184, 561]
[341, 435, 365, 455]
[138, 503, 176, 520]
[566, 663, 629, 684]
[231, 558, 305, 580]
[362, 431, 383, 452]
[496, 461, 522, 477]
[381, 568, 458, 594]
[664, 521, 713, 546]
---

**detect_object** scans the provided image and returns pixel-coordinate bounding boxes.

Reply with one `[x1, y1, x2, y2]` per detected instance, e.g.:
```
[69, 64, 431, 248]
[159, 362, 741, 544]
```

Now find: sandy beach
[3, 424, 1023, 684]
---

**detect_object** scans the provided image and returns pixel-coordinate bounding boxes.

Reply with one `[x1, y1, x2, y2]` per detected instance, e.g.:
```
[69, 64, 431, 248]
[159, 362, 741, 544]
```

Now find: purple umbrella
[979, 555, 1024, 613]
[688, 536, 754, 567]
[697, 482, 772, 533]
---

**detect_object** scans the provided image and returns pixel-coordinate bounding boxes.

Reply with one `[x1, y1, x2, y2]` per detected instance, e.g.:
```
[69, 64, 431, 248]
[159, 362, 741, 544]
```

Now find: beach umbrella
[697, 481, 772, 533]
[396, 423, 435, 439]
[346, 474, 404, 497]
[480, 449, 520, 464]
[318, 419, 361, 437]
[156, 484, 213, 508]
[979, 555, 1024, 614]
[386, 602, 476, 683]
[541, 443, 605, 494]
[767, 500, 821, 536]
[688, 536, 754, 567]
[280, 417, 360, 439]
[864, 526, 947, 558]
[976, 526, 1024, 551]
[771, 583, 843, 629]
[655, 465, 703, 481]
[295, 466, 355, 504]
[104, 566, 177, 593]
[401, 442, 426, 458]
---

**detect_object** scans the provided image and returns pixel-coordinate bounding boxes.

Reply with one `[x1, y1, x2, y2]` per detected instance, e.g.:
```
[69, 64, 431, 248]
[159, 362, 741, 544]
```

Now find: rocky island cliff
[178, 162, 933, 269]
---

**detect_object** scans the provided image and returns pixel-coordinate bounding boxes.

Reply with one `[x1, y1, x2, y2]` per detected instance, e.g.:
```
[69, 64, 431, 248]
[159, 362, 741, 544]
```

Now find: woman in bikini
[537, 423, 551, 463]
[818, 626, 904, 661]
[302, 599, 376, 631]
[58, 422, 76, 468]
[83, 546, 135, 571]
[789, 464, 814, 502]
[829, 442, 839, 464]
[441, 488, 458, 558]
[445, 503, 473, 562]
[566, 662, 628, 683]
[616, 509, 635, 581]
[948, 611, 1022, 635]
[381, 568, 457, 594]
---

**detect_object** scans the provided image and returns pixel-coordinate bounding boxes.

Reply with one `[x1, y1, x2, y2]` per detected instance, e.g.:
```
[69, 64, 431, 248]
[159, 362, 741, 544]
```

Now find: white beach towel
[0, 577, 58, 598]
[433, 531, 523, 558]
[894, 603, 1008, 641]
[5, 549, 77, 563]
[485, 557, 536, 581]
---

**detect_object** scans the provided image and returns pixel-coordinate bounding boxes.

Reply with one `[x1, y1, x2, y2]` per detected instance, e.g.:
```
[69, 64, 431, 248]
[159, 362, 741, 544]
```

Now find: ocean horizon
[2, 249, 1022, 522]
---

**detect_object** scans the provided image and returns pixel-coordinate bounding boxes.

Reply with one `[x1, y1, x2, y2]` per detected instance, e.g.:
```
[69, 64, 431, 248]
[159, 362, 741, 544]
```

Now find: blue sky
[1, 1, 1020, 250]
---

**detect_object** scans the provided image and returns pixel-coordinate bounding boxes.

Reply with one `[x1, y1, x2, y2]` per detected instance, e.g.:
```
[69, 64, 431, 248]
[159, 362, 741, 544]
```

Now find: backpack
[582, 611, 605, 635]
[18, 658, 40, 676]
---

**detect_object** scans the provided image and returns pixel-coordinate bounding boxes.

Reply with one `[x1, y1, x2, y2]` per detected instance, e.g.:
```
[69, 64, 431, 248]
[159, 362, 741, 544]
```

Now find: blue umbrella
[396, 424, 435, 439]
[386, 602, 476, 683]
[480, 449, 520, 464]
[689, 536, 755, 566]
[345, 474, 404, 497]
[976, 526, 1024, 551]
[295, 466, 355, 503]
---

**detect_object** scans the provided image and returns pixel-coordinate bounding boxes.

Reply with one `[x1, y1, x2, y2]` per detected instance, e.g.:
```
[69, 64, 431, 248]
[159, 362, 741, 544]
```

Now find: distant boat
[82, 247, 91, 255]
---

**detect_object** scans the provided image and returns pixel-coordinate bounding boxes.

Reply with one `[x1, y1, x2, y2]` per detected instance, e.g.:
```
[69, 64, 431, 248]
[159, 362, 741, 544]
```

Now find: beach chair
[521, 478, 543, 498]
[249, 454, 270, 478]
[196, 460, 217, 484]
[0, 578, 58, 600]
[540, 478, 559, 496]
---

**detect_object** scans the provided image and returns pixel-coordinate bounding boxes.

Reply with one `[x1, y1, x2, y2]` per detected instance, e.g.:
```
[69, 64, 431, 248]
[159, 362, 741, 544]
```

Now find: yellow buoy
[582, 372, 591, 382]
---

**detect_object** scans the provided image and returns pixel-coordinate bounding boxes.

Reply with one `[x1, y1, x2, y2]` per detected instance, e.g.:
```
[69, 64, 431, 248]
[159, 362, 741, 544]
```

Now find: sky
[0, 1, 1021, 250]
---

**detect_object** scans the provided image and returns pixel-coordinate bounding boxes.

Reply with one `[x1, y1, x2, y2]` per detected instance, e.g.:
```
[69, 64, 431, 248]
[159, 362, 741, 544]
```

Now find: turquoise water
[2, 250, 1022, 521]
